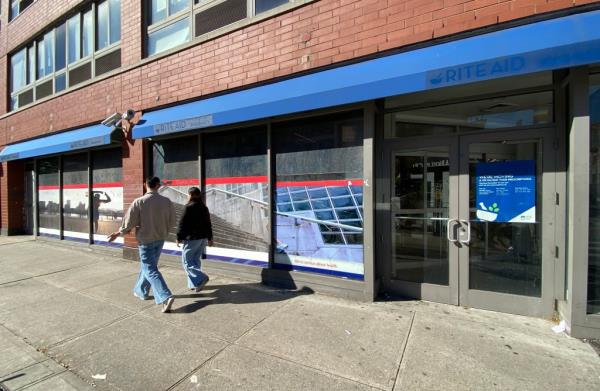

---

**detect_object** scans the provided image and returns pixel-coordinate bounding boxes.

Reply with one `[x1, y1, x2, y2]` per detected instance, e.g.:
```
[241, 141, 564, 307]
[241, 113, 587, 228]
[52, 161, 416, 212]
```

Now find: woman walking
[176, 187, 213, 292]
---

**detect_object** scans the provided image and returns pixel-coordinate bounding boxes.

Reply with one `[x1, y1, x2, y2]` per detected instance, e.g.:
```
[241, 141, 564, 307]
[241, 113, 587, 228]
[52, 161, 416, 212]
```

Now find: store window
[588, 74, 600, 314]
[38, 158, 60, 237]
[152, 136, 199, 253]
[204, 127, 269, 267]
[92, 149, 124, 245]
[62, 154, 89, 242]
[8, 1, 121, 111]
[273, 112, 364, 279]
[146, 0, 290, 57]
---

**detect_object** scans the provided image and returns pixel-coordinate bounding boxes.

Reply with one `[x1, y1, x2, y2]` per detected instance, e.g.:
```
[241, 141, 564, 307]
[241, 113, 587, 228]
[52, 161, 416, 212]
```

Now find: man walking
[107, 176, 176, 313]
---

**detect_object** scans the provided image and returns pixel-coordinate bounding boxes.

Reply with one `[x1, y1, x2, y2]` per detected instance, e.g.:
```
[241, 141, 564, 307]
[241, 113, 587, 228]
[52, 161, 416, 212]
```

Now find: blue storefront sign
[475, 160, 536, 223]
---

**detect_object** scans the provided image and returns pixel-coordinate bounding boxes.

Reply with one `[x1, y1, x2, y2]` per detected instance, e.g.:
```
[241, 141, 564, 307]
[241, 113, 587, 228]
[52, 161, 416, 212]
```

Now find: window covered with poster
[273, 112, 364, 279]
[204, 127, 269, 267]
[38, 157, 60, 237]
[62, 153, 89, 242]
[92, 149, 124, 245]
[36, 149, 123, 246]
[152, 136, 199, 253]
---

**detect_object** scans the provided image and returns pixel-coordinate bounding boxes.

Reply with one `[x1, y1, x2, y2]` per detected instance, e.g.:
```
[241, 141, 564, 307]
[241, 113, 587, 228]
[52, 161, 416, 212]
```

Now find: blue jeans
[181, 239, 209, 289]
[134, 240, 172, 304]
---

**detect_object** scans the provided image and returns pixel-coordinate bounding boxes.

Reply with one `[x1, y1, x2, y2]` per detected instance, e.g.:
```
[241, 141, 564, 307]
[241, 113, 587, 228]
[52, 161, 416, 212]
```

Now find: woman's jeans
[181, 239, 209, 289]
[134, 240, 172, 304]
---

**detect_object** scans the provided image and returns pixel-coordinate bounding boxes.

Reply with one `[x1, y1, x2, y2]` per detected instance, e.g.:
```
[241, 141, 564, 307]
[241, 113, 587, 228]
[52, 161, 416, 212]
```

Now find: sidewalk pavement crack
[47, 313, 136, 349]
[0, 240, 36, 247]
[241, 344, 389, 391]
[6, 367, 67, 391]
[164, 297, 297, 391]
[0, 264, 95, 287]
[234, 298, 295, 343]
[392, 310, 416, 391]
[164, 344, 231, 391]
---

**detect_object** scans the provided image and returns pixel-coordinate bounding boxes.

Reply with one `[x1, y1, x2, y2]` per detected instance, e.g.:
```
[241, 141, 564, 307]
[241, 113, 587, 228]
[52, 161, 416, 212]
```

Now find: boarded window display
[152, 136, 199, 253]
[62, 153, 89, 242]
[273, 112, 364, 279]
[38, 157, 60, 236]
[92, 148, 123, 246]
[204, 127, 269, 267]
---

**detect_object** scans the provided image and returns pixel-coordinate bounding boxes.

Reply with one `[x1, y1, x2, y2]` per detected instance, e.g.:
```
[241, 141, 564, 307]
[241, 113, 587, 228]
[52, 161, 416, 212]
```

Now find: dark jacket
[176, 201, 213, 241]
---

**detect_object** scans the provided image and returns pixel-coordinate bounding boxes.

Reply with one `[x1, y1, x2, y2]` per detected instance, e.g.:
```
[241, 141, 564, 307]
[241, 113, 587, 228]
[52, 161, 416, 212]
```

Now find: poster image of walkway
[274, 180, 364, 280]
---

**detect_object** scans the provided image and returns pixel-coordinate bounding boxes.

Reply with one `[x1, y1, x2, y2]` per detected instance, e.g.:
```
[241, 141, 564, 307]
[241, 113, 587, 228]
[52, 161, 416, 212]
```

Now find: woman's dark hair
[188, 187, 204, 203]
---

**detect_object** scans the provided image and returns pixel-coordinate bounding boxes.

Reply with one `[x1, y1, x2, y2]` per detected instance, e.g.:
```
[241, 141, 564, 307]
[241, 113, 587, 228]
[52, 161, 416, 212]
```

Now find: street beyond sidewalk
[0, 237, 599, 391]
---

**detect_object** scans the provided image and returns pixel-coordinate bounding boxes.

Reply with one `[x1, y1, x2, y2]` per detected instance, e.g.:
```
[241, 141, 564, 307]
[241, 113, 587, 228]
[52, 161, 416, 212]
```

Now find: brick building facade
[2, 0, 600, 337]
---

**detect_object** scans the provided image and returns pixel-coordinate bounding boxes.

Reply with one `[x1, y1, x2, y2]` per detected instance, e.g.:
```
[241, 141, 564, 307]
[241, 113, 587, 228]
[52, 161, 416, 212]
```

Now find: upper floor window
[10, 0, 34, 20]
[9, 0, 121, 111]
[145, 0, 290, 57]
[97, 0, 121, 50]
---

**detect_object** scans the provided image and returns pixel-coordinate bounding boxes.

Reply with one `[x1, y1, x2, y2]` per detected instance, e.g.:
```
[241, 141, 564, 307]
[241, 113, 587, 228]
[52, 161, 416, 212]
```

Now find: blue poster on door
[475, 160, 536, 223]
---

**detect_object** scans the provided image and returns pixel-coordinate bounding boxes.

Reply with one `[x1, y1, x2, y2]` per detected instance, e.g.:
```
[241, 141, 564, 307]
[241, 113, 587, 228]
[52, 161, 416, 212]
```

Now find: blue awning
[134, 9, 600, 139]
[0, 124, 120, 162]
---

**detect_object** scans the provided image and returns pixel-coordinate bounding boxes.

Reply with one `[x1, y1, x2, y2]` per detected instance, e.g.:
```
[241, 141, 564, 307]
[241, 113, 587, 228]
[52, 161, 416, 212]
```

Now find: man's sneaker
[162, 297, 174, 313]
[195, 277, 210, 292]
[133, 292, 150, 301]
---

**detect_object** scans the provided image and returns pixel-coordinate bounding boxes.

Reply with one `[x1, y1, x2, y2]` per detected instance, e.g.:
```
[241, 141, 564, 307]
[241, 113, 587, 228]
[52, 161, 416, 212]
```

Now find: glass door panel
[466, 141, 542, 297]
[392, 149, 450, 285]
[458, 130, 555, 317]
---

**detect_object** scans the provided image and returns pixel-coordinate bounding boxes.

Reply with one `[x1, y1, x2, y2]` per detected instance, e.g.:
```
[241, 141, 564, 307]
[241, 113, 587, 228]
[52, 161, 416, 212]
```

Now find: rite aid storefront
[2, 10, 600, 337]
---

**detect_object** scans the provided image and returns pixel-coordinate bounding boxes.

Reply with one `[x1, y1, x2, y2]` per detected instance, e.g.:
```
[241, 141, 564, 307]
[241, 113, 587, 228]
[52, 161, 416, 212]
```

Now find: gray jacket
[119, 190, 176, 244]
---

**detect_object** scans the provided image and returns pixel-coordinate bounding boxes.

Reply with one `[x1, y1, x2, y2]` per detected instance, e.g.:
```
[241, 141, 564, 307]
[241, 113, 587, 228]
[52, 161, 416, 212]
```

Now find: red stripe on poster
[93, 182, 123, 188]
[39, 182, 124, 191]
[205, 176, 268, 185]
[39, 178, 363, 190]
[162, 179, 200, 186]
[62, 184, 88, 189]
[276, 179, 363, 187]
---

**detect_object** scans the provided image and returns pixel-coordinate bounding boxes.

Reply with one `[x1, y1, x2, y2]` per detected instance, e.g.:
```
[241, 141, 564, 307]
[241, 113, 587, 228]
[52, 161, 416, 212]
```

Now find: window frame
[97, 0, 122, 52]
[144, 0, 296, 57]
[8, 1, 121, 112]
[9, 0, 35, 21]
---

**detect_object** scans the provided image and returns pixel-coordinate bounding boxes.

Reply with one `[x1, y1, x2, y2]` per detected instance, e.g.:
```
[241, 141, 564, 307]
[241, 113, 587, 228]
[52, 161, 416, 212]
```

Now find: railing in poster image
[164, 184, 364, 233]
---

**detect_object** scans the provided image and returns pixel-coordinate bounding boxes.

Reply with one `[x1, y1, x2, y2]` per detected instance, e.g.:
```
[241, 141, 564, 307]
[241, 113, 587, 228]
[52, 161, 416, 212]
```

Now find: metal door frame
[381, 128, 556, 316]
[458, 128, 557, 317]
[381, 135, 459, 305]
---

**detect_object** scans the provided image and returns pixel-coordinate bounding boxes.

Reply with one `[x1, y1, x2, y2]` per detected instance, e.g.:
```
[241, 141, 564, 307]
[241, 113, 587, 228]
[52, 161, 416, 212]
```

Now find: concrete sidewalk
[0, 237, 599, 391]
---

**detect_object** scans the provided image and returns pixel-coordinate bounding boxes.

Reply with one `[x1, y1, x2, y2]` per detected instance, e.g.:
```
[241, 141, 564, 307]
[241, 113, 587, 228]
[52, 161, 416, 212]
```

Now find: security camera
[101, 112, 122, 127]
[122, 109, 135, 121]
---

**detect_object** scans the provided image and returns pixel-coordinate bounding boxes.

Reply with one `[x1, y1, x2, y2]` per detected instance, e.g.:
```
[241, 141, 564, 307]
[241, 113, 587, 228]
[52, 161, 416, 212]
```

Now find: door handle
[458, 219, 471, 244]
[446, 219, 459, 243]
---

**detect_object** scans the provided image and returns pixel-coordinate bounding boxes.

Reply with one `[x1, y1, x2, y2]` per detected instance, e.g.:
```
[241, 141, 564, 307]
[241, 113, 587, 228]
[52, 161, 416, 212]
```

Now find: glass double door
[384, 129, 556, 316]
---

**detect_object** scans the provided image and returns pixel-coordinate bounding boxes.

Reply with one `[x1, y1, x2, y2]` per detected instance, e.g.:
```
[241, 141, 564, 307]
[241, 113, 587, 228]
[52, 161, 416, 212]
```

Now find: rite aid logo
[427, 56, 526, 88]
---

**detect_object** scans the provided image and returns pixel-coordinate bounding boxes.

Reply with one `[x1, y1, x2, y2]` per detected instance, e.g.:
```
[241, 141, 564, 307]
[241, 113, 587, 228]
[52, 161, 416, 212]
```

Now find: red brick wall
[120, 0, 142, 67]
[0, 160, 25, 234]
[121, 117, 145, 249]
[2, 0, 599, 144]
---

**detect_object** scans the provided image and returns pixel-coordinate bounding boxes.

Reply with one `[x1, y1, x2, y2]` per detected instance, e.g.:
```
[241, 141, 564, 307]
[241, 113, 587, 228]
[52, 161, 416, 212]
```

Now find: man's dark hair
[146, 176, 161, 189]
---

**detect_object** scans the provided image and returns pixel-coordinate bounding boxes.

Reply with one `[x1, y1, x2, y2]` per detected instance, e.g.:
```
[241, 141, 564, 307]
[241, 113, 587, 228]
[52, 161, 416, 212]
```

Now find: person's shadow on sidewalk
[169, 269, 314, 314]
